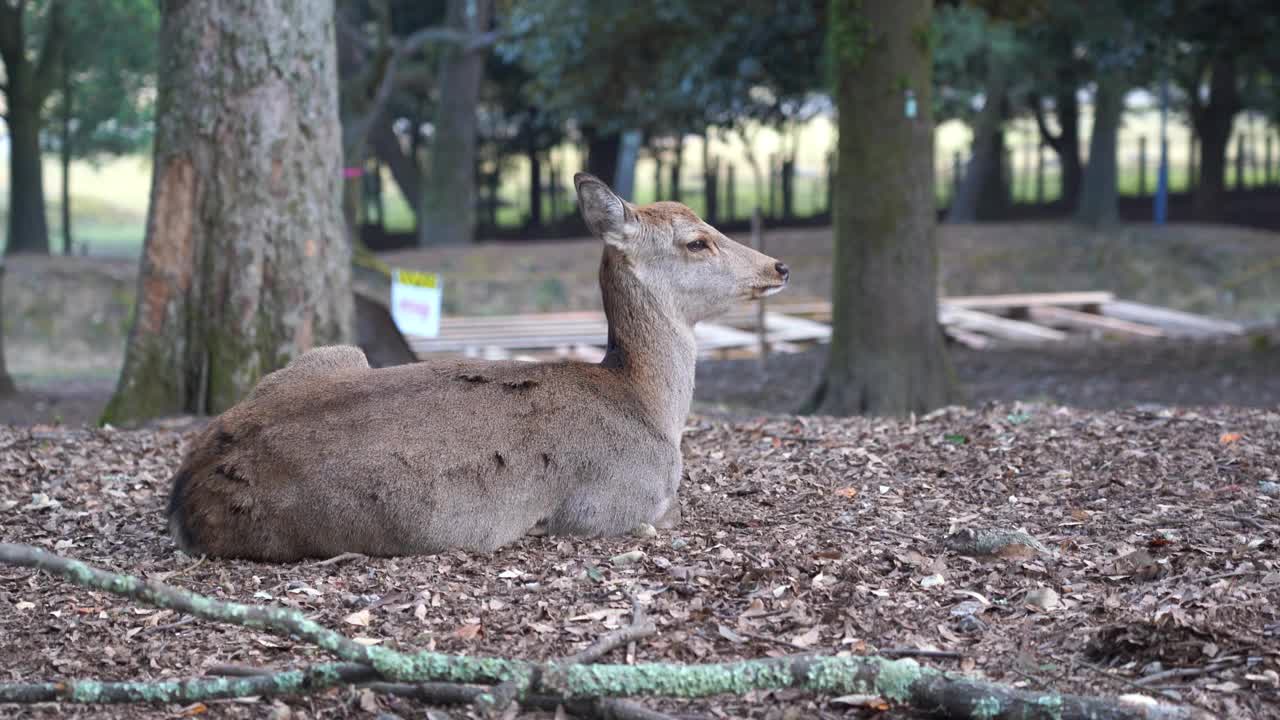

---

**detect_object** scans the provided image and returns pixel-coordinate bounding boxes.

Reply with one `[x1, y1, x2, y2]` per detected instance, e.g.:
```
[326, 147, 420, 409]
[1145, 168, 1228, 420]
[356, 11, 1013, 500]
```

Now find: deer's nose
[775, 262, 790, 282]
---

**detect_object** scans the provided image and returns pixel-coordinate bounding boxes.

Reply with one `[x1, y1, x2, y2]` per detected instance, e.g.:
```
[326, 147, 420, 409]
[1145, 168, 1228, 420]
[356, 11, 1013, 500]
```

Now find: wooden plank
[1027, 305, 1164, 338]
[1099, 300, 1245, 337]
[762, 312, 832, 343]
[941, 291, 1115, 311]
[944, 326, 993, 350]
[939, 307, 1068, 343]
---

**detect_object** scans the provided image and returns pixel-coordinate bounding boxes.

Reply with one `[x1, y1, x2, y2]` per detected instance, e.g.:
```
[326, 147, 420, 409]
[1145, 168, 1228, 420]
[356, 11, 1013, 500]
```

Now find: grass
[3, 109, 1276, 254]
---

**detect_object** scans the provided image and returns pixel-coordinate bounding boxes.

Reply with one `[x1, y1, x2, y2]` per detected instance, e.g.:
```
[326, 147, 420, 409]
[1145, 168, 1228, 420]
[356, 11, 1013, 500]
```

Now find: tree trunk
[370, 117, 422, 231]
[103, 0, 352, 425]
[947, 61, 1009, 223]
[669, 136, 683, 203]
[810, 0, 959, 417]
[1055, 88, 1083, 207]
[0, 0, 62, 257]
[418, 0, 493, 246]
[61, 57, 73, 255]
[4, 100, 50, 255]
[584, 130, 621, 190]
[613, 129, 642, 200]
[528, 142, 543, 227]
[1033, 88, 1082, 208]
[0, 264, 15, 395]
[61, 89, 73, 253]
[1191, 54, 1239, 221]
[1075, 78, 1123, 226]
[703, 134, 719, 224]
[781, 157, 795, 219]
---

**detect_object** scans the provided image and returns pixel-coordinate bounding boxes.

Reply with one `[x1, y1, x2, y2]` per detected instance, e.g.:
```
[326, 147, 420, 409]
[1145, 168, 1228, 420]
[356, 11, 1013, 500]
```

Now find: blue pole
[1154, 74, 1169, 224]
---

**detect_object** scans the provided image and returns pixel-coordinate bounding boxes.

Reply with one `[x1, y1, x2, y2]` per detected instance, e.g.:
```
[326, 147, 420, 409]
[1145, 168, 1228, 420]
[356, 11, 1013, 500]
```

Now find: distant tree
[336, 0, 499, 235]
[103, 0, 351, 424]
[1019, 4, 1087, 208]
[501, 0, 824, 208]
[419, 0, 494, 246]
[936, 5, 1023, 222]
[0, 0, 66, 255]
[1160, 0, 1280, 220]
[48, 0, 158, 254]
[809, 0, 959, 416]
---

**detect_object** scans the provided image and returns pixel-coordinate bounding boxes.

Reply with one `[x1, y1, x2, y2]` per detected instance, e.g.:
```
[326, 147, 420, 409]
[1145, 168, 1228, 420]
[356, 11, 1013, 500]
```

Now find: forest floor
[1, 404, 1277, 719]
[2, 222, 1278, 717]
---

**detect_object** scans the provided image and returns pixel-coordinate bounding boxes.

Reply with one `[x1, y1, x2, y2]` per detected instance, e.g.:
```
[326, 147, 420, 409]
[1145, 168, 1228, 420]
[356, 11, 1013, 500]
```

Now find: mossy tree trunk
[103, 0, 352, 425]
[810, 0, 959, 417]
[419, 0, 493, 246]
[0, 1, 66, 256]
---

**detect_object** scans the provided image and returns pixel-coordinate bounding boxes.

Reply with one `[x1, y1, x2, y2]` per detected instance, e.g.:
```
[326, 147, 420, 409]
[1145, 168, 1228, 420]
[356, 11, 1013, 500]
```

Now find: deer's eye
[686, 239, 709, 252]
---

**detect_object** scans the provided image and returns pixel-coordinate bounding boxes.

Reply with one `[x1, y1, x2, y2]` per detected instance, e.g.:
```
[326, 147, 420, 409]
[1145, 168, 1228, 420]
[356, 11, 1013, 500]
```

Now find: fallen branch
[0, 543, 1210, 720]
[0, 663, 375, 704]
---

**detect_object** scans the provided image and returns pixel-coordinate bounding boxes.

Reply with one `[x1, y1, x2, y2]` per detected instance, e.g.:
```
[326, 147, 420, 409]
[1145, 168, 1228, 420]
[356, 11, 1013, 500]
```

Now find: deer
[166, 173, 790, 561]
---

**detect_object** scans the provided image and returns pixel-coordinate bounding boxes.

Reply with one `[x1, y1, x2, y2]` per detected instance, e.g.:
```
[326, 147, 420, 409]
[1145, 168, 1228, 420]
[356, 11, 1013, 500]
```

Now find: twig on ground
[566, 616, 657, 665]
[0, 542, 1213, 720]
[878, 648, 964, 660]
[163, 555, 207, 580]
[138, 614, 196, 637]
[1134, 659, 1245, 687]
[309, 551, 369, 567]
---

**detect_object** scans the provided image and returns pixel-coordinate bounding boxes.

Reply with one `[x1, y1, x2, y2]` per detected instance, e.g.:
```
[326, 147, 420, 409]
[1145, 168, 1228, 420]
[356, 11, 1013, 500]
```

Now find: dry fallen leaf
[453, 623, 483, 640]
[343, 608, 372, 627]
[791, 626, 821, 648]
[1220, 432, 1243, 444]
[834, 486, 859, 498]
[831, 694, 890, 711]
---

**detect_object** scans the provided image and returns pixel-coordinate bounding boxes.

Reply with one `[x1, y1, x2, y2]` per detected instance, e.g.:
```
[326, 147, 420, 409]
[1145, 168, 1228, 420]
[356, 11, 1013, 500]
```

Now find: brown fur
[168, 173, 788, 561]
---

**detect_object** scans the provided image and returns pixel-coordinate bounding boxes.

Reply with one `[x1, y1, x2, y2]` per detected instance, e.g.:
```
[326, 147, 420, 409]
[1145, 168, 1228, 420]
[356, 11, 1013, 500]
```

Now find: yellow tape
[394, 268, 440, 288]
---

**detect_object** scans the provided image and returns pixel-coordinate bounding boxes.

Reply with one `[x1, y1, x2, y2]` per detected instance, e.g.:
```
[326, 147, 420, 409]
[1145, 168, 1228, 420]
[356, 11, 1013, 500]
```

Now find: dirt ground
[693, 334, 1280, 417]
[1, 403, 1278, 719]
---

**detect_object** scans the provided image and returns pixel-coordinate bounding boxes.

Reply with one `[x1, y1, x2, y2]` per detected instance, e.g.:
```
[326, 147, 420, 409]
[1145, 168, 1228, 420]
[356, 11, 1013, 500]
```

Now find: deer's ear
[574, 172, 634, 246]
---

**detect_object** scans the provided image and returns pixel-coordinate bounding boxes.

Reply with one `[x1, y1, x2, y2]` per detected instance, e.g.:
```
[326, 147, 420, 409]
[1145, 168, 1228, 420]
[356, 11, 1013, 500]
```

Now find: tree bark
[947, 61, 1009, 223]
[1190, 54, 1239, 221]
[418, 0, 493, 246]
[1075, 78, 1124, 226]
[810, 0, 959, 417]
[102, 0, 352, 425]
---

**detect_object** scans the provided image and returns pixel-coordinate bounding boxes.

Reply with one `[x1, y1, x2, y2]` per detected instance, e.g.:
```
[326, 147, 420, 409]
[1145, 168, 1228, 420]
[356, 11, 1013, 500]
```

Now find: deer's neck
[598, 251, 696, 440]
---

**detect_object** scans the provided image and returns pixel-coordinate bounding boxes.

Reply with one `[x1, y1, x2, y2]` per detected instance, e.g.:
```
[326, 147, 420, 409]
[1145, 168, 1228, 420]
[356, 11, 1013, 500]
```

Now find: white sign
[390, 268, 442, 338]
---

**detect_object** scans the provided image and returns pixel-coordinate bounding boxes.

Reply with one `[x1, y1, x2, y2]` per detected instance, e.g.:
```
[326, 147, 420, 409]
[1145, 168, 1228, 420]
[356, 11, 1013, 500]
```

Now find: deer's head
[575, 173, 789, 324]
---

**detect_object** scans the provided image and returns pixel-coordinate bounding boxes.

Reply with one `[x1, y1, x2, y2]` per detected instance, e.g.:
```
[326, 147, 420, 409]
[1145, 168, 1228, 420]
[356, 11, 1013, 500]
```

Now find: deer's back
[168, 353, 679, 560]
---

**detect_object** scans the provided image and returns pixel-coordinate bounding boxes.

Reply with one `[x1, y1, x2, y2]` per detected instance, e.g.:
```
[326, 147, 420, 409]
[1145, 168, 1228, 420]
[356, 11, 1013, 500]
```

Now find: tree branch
[0, 543, 1210, 720]
[1029, 93, 1066, 155]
